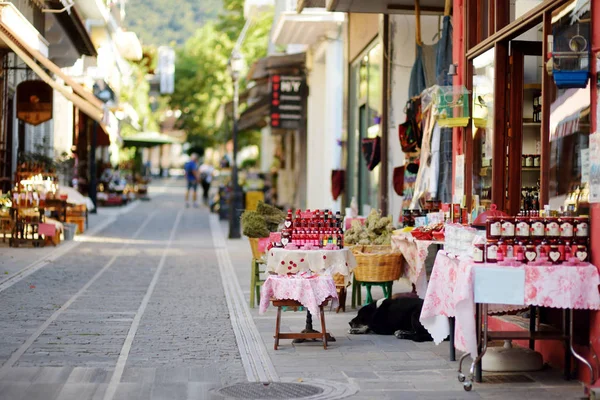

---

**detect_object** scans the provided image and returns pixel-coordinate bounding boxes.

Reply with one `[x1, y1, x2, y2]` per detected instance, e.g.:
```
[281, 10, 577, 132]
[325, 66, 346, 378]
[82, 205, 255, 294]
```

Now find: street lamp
[228, 50, 244, 239]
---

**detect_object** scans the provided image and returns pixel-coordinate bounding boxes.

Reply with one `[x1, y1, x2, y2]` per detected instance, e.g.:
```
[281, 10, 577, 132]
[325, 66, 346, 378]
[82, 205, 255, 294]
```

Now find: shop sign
[16, 80, 53, 126]
[270, 75, 305, 130]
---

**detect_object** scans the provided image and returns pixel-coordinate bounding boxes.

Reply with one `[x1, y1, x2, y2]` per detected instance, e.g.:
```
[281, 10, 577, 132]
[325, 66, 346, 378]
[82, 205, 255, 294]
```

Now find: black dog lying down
[348, 293, 433, 342]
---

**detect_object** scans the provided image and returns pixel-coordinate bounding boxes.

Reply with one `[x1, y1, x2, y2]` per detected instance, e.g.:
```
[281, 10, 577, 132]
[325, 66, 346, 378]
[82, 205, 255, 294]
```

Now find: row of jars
[473, 240, 588, 265]
[522, 154, 541, 167]
[486, 216, 589, 241]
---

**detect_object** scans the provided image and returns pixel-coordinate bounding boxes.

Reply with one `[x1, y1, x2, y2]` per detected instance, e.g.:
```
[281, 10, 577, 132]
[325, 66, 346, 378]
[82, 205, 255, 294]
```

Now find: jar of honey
[575, 217, 589, 239]
[545, 217, 560, 238]
[487, 217, 502, 240]
[516, 216, 530, 240]
[501, 217, 515, 238]
[530, 216, 545, 239]
[559, 217, 574, 239]
[486, 241, 499, 263]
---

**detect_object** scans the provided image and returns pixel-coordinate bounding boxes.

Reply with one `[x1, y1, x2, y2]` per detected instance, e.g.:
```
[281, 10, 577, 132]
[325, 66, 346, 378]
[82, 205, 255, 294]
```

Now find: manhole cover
[216, 382, 324, 399]
[482, 374, 534, 384]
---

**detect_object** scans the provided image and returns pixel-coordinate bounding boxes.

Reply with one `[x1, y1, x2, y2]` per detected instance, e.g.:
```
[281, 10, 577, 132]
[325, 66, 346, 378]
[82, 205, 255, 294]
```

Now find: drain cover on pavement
[216, 382, 324, 399]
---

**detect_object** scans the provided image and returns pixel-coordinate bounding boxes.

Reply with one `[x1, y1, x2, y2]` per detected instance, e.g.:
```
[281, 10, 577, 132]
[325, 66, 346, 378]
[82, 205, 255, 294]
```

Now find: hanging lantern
[434, 85, 470, 128]
[552, 20, 590, 88]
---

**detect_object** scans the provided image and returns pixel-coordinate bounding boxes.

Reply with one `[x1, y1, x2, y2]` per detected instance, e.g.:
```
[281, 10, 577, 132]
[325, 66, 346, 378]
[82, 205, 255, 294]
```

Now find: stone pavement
[0, 181, 245, 400]
[0, 179, 589, 400]
[224, 225, 588, 400]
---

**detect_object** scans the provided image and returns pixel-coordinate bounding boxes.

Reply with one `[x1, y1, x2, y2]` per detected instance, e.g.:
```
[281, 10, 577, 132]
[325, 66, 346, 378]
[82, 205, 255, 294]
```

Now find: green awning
[122, 132, 182, 147]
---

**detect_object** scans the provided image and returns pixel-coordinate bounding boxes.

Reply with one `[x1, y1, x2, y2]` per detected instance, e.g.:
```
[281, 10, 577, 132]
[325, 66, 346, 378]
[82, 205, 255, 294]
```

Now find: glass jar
[525, 154, 534, 167]
[574, 245, 588, 262]
[548, 245, 561, 264]
[530, 216, 545, 239]
[486, 217, 502, 240]
[521, 155, 527, 167]
[515, 216, 530, 239]
[533, 155, 541, 167]
[559, 217, 574, 238]
[486, 241, 499, 263]
[473, 243, 485, 263]
[501, 217, 515, 238]
[575, 217, 589, 238]
[545, 217, 560, 238]
[524, 244, 537, 263]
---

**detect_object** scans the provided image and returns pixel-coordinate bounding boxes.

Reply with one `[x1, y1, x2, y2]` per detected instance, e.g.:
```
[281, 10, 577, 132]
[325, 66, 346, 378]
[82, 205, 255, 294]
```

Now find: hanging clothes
[437, 127, 453, 203]
[410, 105, 436, 209]
[428, 123, 441, 199]
[409, 0, 438, 98]
[436, 1, 453, 86]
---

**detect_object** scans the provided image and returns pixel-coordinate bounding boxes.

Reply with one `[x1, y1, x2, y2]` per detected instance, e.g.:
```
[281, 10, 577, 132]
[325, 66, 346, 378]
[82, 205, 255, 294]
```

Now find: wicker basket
[352, 245, 403, 282]
[248, 237, 266, 260]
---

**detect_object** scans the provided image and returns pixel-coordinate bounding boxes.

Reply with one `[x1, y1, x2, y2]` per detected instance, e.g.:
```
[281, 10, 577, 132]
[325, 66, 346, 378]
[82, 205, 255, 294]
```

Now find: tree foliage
[124, 0, 221, 46]
[168, 0, 273, 151]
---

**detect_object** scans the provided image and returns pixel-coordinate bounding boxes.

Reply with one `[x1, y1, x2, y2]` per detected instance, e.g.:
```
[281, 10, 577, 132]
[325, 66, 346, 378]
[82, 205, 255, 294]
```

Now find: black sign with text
[270, 75, 305, 130]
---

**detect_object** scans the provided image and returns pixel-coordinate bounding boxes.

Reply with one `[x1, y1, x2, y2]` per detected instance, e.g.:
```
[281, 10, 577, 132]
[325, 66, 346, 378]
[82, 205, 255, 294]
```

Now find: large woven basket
[248, 237, 265, 260]
[352, 245, 403, 282]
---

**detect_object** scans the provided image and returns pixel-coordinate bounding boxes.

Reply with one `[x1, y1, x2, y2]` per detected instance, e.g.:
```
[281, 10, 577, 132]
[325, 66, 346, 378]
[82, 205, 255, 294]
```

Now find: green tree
[169, 3, 273, 152]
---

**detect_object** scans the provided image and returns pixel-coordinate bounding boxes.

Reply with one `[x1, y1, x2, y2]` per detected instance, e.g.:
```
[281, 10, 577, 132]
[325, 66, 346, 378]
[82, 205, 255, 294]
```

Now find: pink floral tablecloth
[420, 251, 600, 358]
[266, 248, 356, 283]
[259, 275, 338, 316]
[391, 233, 443, 298]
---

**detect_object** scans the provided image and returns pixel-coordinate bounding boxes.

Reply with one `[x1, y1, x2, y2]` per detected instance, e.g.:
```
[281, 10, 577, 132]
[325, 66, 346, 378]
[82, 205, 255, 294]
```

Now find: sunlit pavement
[0, 180, 244, 400]
[0, 179, 588, 400]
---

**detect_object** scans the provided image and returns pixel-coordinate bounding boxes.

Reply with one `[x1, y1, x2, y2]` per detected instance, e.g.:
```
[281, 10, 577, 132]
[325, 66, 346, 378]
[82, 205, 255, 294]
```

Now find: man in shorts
[184, 153, 199, 208]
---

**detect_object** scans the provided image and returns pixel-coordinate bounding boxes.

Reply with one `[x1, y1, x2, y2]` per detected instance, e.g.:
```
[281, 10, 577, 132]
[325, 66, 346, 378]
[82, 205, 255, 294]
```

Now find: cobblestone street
[0, 181, 589, 400]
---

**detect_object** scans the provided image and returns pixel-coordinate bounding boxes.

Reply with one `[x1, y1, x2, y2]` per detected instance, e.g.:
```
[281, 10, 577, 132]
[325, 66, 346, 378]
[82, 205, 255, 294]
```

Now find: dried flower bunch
[344, 209, 394, 245]
[241, 201, 286, 238]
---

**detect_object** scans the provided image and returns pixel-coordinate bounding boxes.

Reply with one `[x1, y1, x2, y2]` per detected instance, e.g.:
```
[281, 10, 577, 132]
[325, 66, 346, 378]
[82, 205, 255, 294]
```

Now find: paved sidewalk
[224, 229, 586, 400]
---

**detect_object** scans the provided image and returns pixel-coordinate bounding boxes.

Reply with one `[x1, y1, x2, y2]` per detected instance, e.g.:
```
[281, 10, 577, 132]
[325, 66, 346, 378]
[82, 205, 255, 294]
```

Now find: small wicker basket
[248, 237, 266, 260]
[352, 245, 403, 282]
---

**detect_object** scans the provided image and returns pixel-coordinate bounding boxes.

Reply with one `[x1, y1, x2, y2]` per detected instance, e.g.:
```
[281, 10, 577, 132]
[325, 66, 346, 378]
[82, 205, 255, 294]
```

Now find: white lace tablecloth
[419, 251, 600, 358]
[266, 248, 356, 283]
[259, 275, 338, 316]
[391, 233, 443, 298]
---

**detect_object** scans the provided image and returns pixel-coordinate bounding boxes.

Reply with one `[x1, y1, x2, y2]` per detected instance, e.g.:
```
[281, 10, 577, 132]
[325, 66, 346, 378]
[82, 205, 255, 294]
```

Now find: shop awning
[0, 3, 104, 124]
[45, 0, 96, 57]
[238, 97, 270, 131]
[248, 52, 306, 81]
[272, 10, 345, 46]
[122, 132, 182, 147]
[326, 0, 447, 14]
[297, 0, 326, 13]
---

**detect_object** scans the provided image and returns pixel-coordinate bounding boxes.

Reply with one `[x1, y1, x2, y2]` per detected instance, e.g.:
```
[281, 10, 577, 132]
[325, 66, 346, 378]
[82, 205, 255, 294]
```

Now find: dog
[348, 293, 433, 342]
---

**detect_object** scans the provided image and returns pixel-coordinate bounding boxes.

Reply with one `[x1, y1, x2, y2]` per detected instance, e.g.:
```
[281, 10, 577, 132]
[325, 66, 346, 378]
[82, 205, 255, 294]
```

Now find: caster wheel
[458, 373, 466, 383]
[463, 382, 473, 392]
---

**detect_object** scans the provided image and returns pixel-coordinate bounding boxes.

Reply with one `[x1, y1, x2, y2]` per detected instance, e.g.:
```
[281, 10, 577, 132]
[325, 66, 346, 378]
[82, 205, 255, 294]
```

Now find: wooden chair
[248, 238, 266, 308]
[66, 205, 87, 234]
[272, 299, 330, 350]
[333, 273, 349, 313]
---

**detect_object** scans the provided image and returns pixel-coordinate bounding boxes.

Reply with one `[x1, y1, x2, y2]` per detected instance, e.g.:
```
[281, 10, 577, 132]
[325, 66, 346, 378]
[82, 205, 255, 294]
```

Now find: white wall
[306, 38, 344, 212]
[52, 91, 74, 158]
[388, 14, 440, 225]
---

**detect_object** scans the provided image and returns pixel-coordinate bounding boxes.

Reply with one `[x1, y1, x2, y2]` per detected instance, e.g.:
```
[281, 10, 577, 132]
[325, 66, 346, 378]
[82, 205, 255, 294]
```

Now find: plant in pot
[241, 201, 285, 257]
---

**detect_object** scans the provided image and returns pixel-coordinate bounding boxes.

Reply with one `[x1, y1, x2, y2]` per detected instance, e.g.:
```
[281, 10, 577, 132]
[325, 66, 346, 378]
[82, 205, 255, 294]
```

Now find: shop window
[471, 48, 495, 208]
[347, 41, 382, 214]
[548, 83, 590, 214]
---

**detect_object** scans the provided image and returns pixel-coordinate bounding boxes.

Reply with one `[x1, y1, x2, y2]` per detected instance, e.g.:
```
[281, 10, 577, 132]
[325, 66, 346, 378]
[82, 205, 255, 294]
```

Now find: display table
[420, 251, 600, 391]
[260, 275, 338, 350]
[266, 248, 356, 284]
[391, 233, 443, 298]
[259, 275, 338, 316]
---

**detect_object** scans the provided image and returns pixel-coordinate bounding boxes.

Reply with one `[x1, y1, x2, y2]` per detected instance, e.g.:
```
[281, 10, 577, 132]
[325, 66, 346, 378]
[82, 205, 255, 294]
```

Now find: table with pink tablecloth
[420, 251, 600, 359]
[266, 248, 356, 283]
[259, 275, 338, 316]
[391, 233, 443, 298]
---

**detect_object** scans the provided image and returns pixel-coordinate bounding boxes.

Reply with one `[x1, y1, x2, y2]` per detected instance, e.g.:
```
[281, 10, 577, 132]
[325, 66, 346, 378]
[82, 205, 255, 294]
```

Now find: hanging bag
[331, 170, 345, 200]
[361, 137, 381, 171]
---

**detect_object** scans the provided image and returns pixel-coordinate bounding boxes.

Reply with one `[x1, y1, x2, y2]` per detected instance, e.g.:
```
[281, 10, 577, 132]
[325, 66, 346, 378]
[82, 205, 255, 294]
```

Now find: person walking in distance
[184, 153, 200, 208]
[199, 160, 214, 205]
